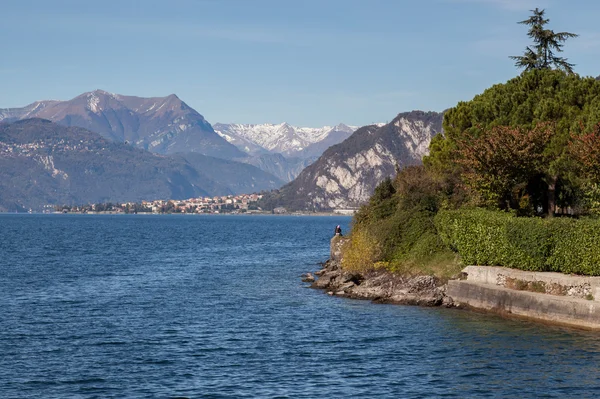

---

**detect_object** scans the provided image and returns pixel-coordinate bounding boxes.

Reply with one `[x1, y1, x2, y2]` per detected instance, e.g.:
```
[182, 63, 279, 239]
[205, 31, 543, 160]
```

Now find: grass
[387, 250, 463, 281]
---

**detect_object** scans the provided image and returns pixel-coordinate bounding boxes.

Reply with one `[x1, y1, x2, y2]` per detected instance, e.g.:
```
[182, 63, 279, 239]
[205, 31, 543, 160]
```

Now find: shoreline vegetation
[332, 9, 600, 280]
[305, 10, 600, 328]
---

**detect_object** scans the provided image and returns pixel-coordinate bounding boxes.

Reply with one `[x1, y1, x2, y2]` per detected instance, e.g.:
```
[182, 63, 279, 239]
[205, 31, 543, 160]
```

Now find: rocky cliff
[260, 111, 444, 211]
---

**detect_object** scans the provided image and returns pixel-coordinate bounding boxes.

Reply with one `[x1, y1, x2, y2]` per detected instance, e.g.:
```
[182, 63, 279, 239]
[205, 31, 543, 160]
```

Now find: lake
[1, 214, 599, 398]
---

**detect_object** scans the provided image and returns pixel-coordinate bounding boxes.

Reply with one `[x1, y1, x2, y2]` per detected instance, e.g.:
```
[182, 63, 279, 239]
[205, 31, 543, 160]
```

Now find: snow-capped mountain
[213, 122, 358, 158]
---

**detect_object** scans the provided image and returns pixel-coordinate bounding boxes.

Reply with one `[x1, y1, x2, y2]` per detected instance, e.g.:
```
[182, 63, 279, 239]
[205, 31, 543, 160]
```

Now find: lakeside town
[48, 194, 357, 215]
[51, 193, 269, 214]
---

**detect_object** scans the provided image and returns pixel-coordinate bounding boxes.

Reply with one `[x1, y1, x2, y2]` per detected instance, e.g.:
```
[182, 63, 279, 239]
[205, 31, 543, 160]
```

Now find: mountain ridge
[259, 110, 444, 211]
[214, 122, 358, 158]
[0, 90, 245, 159]
[0, 119, 282, 211]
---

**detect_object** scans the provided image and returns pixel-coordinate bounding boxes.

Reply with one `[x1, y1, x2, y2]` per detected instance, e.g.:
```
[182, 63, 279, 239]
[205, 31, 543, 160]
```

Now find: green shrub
[341, 166, 462, 278]
[504, 216, 551, 271]
[370, 207, 437, 261]
[547, 218, 600, 275]
[435, 209, 515, 267]
[435, 209, 600, 275]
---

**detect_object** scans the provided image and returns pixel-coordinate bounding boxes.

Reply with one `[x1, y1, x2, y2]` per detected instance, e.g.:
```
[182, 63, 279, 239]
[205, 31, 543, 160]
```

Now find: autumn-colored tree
[456, 123, 553, 211]
[570, 123, 600, 181]
[566, 123, 600, 214]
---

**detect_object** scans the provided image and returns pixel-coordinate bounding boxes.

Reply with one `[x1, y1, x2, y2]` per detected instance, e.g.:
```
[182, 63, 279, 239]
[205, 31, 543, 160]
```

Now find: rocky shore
[304, 236, 600, 329]
[302, 236, 454, 307]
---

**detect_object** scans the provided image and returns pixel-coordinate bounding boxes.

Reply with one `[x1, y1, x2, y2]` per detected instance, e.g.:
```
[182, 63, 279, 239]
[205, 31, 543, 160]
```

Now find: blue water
[1, 215, 600, 398]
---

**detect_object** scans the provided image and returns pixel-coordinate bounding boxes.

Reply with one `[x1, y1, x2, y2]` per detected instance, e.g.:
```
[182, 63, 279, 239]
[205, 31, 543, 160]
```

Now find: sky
[2, 0, 600, 127]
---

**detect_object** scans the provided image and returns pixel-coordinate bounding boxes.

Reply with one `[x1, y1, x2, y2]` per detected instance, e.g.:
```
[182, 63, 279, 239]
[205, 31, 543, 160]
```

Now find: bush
[547, 218, 600, 275]
[342, 166, 462, 278]
[341, 228, 380, 273]
[435, 209, 600, 275]
[435, 209, 516, 268]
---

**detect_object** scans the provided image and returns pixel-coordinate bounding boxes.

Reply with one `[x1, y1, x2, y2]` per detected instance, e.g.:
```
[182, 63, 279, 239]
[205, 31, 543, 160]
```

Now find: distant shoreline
[0, 211, 351, 217]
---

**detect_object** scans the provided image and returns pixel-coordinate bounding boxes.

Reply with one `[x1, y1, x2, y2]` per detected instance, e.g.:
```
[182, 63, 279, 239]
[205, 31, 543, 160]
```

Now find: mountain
[0, 119, 282, 212]
[214, 122, 359, 182]
[177, 152, 284, 194]
[242, 153, 316, 182]
[213, 122, 357, 158]
[0, 90, 245, 159]
[259, 111, 444, 211]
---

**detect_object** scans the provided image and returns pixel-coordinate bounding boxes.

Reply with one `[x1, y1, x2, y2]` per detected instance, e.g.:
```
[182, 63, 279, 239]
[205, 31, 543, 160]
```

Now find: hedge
[434, 209, 600, 276]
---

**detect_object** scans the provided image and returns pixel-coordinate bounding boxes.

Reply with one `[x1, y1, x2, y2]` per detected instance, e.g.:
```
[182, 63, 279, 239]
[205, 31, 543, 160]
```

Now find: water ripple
[1, 214, 600, 398]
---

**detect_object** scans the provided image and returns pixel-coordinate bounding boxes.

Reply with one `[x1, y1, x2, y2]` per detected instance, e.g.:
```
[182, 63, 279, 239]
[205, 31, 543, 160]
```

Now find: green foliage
[343, 166, 461, 278]
[426, 69, 600, 215]
[435, 209, 600, 276]
[579, 182, 600, 215]
[546, 218, 600, 275]
[371, 177, 396, 203]
[456, 123, 553, 210]
[368, 177, 398, 221]
[435, 209, 518, 268]
[439, 70, 600, 147]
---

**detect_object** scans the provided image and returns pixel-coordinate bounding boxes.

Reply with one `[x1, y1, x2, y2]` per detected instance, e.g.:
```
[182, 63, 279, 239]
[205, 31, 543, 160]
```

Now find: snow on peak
[213, 122, 358, 155]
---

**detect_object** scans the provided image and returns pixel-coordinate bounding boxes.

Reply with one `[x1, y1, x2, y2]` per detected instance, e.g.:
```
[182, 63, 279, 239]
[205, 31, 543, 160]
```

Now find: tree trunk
[547, 175, 557, 217]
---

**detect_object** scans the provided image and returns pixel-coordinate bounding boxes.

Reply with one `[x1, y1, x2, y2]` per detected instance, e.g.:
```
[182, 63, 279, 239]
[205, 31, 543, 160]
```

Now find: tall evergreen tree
[510, 8, 578, 73]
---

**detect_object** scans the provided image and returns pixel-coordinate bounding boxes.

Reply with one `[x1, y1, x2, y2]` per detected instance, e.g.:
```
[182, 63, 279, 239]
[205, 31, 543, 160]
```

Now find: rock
[312, 273, 334, 289]
[407, 275, 439, 293]
[339, 281, 356, 291]
[306, 236, 454, 309]
[340, 272, 362, 285]
[442, 295, 454, 307]
[330, 236, 349, 261]
[351, 284, 390, 300]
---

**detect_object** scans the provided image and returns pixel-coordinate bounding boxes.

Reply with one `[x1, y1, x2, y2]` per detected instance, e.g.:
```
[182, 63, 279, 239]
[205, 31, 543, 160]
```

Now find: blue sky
[2, 0, 600, 127]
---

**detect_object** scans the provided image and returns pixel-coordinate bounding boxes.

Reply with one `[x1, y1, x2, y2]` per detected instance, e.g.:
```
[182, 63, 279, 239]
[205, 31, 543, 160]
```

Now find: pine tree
[510, 8, 578, 73]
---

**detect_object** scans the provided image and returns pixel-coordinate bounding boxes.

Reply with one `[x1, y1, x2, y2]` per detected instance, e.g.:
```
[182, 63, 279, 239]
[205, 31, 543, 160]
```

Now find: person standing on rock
[334, 225, 342, 236]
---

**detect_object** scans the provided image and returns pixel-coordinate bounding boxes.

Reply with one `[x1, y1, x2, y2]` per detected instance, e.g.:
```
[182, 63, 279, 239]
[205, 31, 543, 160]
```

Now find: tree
[425, 69, 600, 215]
[510, 8, 578, 73]
[456, 123, 553, 211]
[570, 122, 600, 181]
[366, 177, 398, 221]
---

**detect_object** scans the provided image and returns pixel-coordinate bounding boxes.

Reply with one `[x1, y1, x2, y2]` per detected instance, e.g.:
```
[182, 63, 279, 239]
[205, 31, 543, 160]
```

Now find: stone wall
[448, 266, 600, 329]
